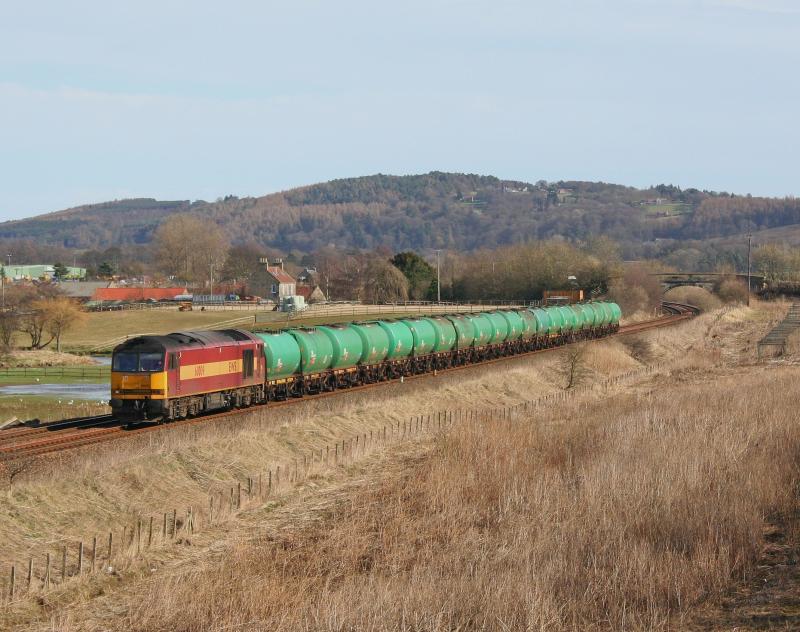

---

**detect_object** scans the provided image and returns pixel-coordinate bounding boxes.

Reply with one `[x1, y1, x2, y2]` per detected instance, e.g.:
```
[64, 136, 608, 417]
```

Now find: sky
[1, 0, 799, 221]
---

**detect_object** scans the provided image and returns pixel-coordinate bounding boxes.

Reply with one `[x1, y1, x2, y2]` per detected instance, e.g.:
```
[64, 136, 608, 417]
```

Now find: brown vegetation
[608, 262, 663, 314]
[1, 301, 796, 631]
[73, 367, 800, 632]
[152, 214, 228, 283]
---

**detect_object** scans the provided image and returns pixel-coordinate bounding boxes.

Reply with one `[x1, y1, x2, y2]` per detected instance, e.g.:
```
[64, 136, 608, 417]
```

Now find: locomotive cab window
[242, 349, 254, 378]
[112, 352, 165, 372]
[112, 352, 138, 372]
[139, 353, 165, 372]
[168, 353, 179, 370]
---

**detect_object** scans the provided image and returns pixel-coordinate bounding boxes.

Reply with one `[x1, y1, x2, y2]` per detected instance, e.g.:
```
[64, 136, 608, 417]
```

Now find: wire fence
[0, 366, 110, 379]
[0, 361, 666, 607]
[256, 300, 540, 324]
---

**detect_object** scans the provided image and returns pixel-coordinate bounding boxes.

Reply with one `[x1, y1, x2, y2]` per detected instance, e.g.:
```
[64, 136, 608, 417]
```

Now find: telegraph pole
[434, 249, 442, 303]
[210, 263, 214, 302]
[747, 232, 752, 307]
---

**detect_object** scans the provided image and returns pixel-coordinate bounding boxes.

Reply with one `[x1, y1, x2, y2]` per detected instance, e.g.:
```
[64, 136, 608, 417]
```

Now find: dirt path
[690, 513, 800, 631]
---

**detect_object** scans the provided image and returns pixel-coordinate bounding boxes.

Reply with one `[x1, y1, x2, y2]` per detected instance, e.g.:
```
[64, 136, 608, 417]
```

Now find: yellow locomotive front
[110, 338, 170, 420]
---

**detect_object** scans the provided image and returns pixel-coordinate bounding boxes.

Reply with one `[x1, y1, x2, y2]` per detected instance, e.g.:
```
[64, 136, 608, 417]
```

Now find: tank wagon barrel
[110, 301, 622, 422]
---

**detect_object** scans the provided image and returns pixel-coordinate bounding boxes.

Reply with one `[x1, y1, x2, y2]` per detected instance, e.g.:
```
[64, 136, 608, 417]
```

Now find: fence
[0, 366, 110, 379]
[0, 361, 666, 607]
[255, 300, 534, 324]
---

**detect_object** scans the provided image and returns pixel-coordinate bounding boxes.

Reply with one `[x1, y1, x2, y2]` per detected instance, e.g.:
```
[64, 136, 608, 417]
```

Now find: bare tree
[363, 260, 409, 304]
[21, 302, 53, 350]
[41, 297, 86, 352]
[0, 310, 20, 352]
[153, 215, 229, 283]
[557, 344, 590, 390]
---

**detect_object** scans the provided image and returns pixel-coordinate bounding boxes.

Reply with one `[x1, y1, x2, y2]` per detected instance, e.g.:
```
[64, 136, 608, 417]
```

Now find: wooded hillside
[1, 172, 798, 259]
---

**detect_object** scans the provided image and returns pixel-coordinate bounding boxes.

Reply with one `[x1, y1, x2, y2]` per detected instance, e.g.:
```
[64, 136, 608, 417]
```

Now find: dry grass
[87, 368, 800, 632]
[0, 350, 99, 369]
[2, 302, 797, 631]
[58, 310, 253, 351]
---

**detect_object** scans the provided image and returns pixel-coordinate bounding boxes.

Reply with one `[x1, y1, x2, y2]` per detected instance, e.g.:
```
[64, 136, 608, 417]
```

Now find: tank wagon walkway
[758, 302, 800, 357]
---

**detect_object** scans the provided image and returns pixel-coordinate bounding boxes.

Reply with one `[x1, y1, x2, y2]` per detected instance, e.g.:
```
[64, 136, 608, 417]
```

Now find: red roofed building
[264, 265, 296, 301]
[93, 287, 187, 302]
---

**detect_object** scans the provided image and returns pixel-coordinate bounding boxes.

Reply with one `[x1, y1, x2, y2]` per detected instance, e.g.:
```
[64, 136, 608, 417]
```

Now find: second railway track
[0, 303, 698, 462]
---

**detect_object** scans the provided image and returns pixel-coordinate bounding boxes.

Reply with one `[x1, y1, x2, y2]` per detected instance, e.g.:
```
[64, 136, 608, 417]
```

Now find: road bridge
[650, 272, 764, 292]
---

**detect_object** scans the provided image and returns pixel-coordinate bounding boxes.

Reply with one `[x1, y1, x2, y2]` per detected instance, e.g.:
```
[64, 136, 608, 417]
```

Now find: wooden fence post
[172, 508, 177, 539]
[78, 541, 84, 574]
[61, 547, 66, 582]
[162, 513, 167, 540]
[268, 469, 272, 493]
[26, 557, 32, 592]
[107, 532, 113, 564]
[92, 536, 97, 572]
[9, 564, 15, 601]
[44, 553, 50, 589]
[237, 482, 241, 509]
[148, 517, 153, 547]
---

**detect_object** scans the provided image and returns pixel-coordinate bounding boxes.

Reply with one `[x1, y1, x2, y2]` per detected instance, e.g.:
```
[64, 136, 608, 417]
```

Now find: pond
[0, 383, 109, 402]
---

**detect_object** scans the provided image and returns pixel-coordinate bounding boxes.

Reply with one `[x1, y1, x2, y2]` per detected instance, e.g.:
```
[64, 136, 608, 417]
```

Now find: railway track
[0, 303, 698, 462]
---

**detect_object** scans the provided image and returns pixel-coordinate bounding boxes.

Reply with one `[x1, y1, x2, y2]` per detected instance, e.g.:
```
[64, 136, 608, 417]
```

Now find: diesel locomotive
[110, 302, 621, 422]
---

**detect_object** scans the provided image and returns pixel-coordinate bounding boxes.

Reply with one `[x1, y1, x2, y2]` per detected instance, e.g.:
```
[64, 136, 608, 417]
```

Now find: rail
[0, 302, 696, 460]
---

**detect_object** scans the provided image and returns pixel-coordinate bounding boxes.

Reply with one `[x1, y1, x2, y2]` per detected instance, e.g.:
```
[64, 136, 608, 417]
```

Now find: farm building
[2, 264, 86, 281]
[296, 285, 327, 304]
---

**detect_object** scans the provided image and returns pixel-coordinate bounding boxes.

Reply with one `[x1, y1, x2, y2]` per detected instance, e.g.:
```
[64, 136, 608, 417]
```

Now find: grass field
[54, 307, 475, 352]
[1, 300, 797, 630]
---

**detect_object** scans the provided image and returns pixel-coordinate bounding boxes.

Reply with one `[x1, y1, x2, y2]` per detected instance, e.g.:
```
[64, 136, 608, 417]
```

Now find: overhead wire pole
[747, 232, 752, 307]
[434, 249, 442, 303]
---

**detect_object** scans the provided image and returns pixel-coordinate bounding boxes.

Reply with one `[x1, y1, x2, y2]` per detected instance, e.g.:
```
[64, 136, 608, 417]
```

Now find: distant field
[59, 310, 257, 352]
[58, 304, 511, 352]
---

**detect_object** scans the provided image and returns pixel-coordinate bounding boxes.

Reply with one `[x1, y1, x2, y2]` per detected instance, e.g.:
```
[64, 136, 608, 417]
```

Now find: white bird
[67, 400, 74, 405]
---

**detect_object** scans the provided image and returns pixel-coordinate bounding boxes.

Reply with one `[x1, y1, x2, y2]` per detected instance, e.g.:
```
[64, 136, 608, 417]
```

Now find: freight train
[110, 302, 621, 422]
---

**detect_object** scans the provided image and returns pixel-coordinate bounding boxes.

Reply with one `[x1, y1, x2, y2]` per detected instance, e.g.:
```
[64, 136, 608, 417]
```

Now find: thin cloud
[711, 0, 800, 14]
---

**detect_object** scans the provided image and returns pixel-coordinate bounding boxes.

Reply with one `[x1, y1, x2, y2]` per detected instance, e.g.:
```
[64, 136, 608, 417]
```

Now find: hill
[2, 173, 799, 258]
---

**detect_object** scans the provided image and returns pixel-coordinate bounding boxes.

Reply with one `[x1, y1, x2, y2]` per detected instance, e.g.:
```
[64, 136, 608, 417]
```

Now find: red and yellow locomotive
[110, 329, 265, 421]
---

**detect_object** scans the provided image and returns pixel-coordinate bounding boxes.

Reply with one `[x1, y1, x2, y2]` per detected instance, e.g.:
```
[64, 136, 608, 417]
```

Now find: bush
[716, 278, 749, 304]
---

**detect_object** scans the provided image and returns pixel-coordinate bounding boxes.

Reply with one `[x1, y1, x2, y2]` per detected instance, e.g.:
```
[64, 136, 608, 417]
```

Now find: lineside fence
[0, 366, 110, 380]
[255, 300, 534, 324]
[0, 361, 666, 607]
